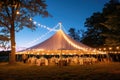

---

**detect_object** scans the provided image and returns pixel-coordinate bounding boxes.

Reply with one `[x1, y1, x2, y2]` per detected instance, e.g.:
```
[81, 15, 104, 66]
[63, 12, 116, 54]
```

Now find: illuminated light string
[60, 30, 105, 54]
[59, 23, 103, 54]
[32, 19, 57, 31]
[16, 19, 60, 51]
[17, 22, 63, 51]
[19, 21, 102, 54]
[61, 30, 86, 51]
[25, 31, 51, 47]
[23, 22, 60, 48]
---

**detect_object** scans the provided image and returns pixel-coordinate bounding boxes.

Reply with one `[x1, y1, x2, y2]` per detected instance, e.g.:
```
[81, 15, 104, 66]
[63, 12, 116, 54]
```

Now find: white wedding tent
[17, 29, 105, 55]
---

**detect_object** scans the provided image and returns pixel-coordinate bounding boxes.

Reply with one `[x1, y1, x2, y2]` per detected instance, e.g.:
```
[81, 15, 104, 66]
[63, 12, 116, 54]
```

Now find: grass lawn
[0, 62, 120, 80]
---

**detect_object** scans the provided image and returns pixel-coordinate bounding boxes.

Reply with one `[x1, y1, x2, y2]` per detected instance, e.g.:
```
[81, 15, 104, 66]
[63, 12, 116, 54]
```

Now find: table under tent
[16, 29, 107, 66]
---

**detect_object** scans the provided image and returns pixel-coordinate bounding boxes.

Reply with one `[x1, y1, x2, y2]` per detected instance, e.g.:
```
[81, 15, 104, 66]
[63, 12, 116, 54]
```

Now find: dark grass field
[0, 62, 120, 80]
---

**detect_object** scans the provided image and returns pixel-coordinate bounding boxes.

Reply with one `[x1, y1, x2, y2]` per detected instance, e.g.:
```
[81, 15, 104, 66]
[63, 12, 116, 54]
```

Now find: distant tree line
[0, 51, 10, 56]
[0, 51, 10, 62]
[68, 0, 120, 48]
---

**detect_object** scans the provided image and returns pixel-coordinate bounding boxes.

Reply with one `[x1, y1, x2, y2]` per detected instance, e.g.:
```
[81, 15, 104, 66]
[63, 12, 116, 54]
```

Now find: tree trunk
[9, 6, 16, 64]
[9, 23, 16, 64]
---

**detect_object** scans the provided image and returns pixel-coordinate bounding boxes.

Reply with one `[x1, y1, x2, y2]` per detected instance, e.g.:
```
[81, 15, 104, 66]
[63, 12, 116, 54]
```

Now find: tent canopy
[17, 29, 105, 55]
[29, 30, 90, 50]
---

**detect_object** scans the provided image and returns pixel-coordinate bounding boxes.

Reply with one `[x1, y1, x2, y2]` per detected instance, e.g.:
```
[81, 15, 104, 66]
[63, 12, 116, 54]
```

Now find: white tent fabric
[18, 29, 105, 54]
[28, 30, 92, 50]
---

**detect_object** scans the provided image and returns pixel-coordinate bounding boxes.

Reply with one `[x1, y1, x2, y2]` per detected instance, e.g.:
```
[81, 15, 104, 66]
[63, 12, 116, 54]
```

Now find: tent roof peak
[59, 22, 62, 30]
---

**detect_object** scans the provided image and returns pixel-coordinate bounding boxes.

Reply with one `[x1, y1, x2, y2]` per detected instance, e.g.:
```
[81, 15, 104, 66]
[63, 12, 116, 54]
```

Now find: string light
[16, 19, 101, 53]
[33, 21, 37, 24]
[16, 11, 20, 14]
[61, 30, 87, 51]
[23, 22, 60, 48]
[38, 23, 40, 26]
[116, 46, 119, 50]
[16, 22, 104, 54]
[60, 29, 104, 54]
[29, 18, 58, 31]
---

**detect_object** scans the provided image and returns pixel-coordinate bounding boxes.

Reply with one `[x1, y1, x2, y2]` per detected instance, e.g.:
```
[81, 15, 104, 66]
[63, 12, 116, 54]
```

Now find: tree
[0, 35, 9, 49]
[68, 28, 81, 42]
[81, 12, 106, 47]
[0, 0, 50, 64]
[0, 25, 10, 50]
[101, 0, 120, 46]
[82, 0, 120, 47]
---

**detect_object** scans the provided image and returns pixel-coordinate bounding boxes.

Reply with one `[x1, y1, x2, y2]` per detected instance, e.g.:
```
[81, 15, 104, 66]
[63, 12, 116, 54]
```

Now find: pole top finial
[59, 22, 62, 30]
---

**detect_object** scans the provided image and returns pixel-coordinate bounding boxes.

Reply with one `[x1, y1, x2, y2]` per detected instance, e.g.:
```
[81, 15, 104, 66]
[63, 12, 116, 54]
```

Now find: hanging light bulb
[33, 21, 37, 24]
[38, 23, 41, 26]
[116, 46, 119, 50]
[16, 11, 20, 14]
[29, 18, 32, 21]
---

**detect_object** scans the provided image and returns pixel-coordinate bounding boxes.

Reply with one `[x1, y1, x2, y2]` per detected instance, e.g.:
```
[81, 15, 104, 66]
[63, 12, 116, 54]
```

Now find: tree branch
[0, 20, 10, 31]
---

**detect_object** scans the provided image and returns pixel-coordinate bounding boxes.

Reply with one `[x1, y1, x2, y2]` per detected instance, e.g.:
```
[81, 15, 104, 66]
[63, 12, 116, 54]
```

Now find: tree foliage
[0, 35, 9, 49]
[68, 28, 81, 42]
[101, 0, 120, 46]
[0, 0, 50, 33]
[0, 0, 50, 64]
[81, 0, 120, 47]
[81, 12, 106, 47]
